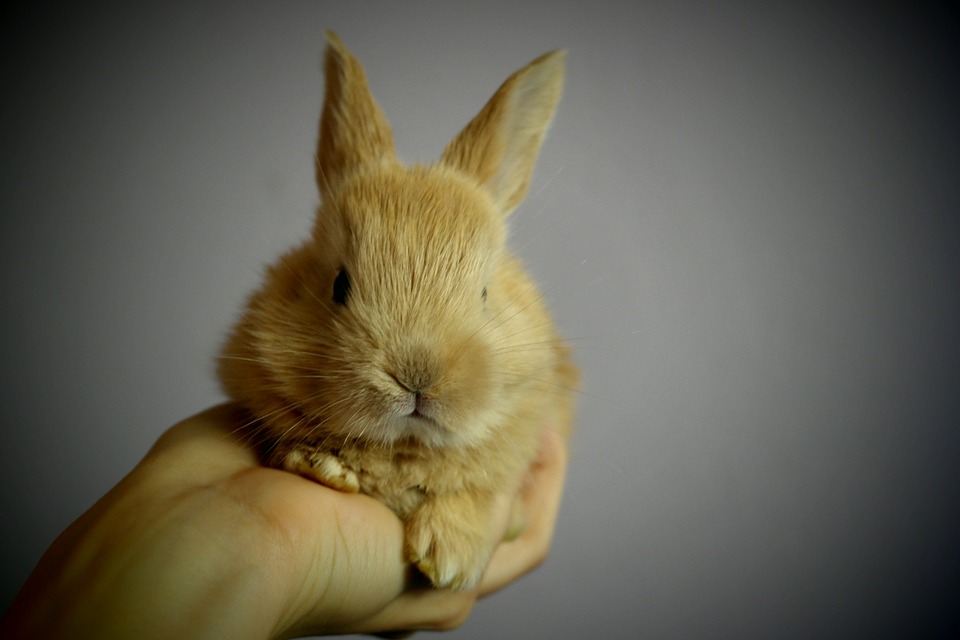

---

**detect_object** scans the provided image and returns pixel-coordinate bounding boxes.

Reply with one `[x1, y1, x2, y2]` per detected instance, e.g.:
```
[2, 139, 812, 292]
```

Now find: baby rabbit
[219, 31, 577, 589]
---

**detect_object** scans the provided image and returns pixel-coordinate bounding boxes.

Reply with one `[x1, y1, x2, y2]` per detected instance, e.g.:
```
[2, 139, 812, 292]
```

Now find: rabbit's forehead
[338, 168, 504, 270]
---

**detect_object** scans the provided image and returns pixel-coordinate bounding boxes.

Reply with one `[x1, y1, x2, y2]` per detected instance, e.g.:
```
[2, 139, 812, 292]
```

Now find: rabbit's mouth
[404, 398, 442, 431]
[393, 412, 456, 449]
[409, 391, 438, 419]
[389, 375, 440, 422]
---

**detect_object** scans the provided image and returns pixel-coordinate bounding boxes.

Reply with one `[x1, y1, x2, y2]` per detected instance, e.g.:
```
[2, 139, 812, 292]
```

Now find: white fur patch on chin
[370, 414, 485, 449]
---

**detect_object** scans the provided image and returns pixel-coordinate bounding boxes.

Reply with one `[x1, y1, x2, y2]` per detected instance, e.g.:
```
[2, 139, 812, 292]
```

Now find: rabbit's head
[219, 32, 565, 450]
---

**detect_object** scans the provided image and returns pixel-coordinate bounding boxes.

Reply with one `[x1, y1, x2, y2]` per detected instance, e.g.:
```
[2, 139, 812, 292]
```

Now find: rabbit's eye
[333, 267, 351, 305]
[482, 286, 488, 303]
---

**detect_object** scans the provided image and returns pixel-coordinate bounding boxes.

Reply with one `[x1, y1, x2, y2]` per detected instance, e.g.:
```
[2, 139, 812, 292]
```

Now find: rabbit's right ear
[316, 31, 396, 198]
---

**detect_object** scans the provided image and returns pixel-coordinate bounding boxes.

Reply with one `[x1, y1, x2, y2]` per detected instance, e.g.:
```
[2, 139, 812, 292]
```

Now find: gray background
[3, 2, 958, 638]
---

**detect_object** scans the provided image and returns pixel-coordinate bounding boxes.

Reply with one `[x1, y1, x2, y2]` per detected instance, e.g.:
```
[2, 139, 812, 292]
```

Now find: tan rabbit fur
[218, 31, 577, 589]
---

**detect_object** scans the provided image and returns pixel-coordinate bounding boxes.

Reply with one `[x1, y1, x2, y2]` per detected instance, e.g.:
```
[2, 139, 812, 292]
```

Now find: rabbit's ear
[441, 50, 565, 217]
[316, 31, 395, 197]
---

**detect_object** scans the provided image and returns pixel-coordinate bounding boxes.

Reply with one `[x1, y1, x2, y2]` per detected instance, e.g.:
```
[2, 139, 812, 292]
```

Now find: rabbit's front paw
[404, 496, 493, 590]
[278, 445, 360, 493]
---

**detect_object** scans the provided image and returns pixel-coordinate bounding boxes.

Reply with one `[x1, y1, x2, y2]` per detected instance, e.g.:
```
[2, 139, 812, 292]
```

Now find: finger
[280, 488, 481, 637]
[478, 426, 569, 595]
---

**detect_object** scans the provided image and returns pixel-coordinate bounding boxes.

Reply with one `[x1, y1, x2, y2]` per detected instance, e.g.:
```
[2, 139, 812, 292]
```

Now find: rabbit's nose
[388, 367, 434, 396]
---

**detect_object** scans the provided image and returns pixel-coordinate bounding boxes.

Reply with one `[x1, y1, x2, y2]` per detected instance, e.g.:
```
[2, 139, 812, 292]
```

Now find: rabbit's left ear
[441, 50, 565, 217]
[316, 31, 396, 198]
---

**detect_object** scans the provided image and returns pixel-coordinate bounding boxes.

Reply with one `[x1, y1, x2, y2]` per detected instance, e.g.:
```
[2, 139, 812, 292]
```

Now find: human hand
[1, 404, 568, 639]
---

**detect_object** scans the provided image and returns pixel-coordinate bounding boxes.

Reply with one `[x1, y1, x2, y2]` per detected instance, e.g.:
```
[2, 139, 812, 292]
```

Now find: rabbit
[218, 30, 578, 590]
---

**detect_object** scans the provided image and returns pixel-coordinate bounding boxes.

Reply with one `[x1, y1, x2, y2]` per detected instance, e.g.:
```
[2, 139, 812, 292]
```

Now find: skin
[0, 404, 568, 639]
